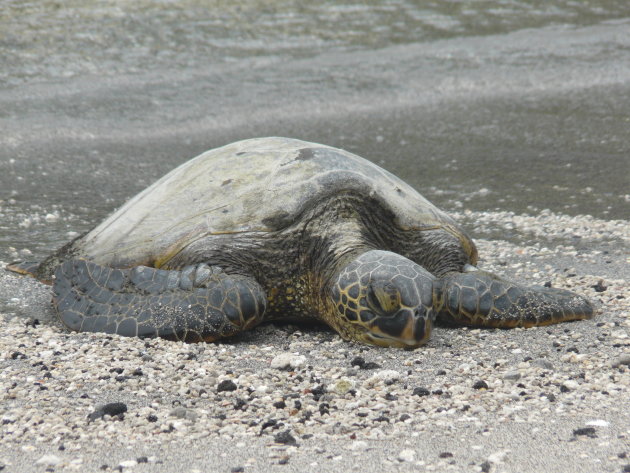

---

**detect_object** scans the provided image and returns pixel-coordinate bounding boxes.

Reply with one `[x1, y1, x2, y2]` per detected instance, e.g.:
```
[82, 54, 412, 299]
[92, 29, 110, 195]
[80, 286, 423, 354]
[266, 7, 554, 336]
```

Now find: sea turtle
[8, 137, 593, 348]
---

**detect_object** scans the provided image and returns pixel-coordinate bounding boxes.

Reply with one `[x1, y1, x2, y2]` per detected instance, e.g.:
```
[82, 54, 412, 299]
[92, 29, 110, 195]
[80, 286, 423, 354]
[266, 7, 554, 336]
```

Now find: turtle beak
[365, 308, 433, 348]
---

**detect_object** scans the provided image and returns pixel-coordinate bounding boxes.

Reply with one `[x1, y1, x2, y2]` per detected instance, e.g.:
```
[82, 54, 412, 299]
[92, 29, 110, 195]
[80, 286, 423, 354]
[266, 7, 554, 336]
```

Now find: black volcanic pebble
[573, 427, 597, 438]
[350, 356, 365, 367]
[311, 385, 326, 401]
[217, 379, 238, 392]
[274, 430, 297, 446]
[412, 387, 430, 397]
[591, 280, 607, 292]
[350, 357, 380, 370]
[88, 402, 128, 421]
[473, 380, 489, 390]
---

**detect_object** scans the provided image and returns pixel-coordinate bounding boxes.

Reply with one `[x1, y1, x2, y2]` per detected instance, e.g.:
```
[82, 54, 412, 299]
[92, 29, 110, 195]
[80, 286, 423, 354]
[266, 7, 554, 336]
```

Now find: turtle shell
[75, 137, 462, 268]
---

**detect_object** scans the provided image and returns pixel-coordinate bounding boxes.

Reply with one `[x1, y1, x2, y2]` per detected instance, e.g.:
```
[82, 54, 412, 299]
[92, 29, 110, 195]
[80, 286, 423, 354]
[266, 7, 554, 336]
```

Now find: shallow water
[1, 0, 629, 262]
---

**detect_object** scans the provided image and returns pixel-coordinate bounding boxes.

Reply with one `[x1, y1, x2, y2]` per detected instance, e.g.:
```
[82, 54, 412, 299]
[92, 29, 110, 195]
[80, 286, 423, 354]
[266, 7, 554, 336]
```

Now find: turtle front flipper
[434, 268, 593, 328]
[53, 260, 267, 342]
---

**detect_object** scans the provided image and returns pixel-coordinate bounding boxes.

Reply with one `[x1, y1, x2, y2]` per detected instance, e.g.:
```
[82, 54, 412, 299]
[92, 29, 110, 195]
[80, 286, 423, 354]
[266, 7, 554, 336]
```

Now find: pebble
[35, 455, 61, 466]
[562, 380, 580, 391]
[534, 359, 554, 370]
[274, 431, 297, 446]
[473, 380, 489, 390]
[270, 353, 306, 370]
[487, 449, 511, 464]
[398, 449, 416, 462]
[412, 387, 430, 397]
[87, 402, 127, 421]
[502, 370, 521, 381]
[332, 379, 354, 395]
[217, 379, 238, 392]
[573, 427, 597, 438]
[611, 355, 630, 368]
[365, 370, 401, 387]
[586, 419, 609, 427]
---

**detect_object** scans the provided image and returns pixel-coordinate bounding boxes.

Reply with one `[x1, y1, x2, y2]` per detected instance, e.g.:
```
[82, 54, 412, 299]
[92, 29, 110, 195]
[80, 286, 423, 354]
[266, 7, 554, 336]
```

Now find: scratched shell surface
[77, 137, 457, 266]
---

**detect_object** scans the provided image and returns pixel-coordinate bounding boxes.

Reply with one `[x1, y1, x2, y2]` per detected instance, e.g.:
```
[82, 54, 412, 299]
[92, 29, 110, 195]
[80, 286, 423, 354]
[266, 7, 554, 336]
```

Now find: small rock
[502, 370, 521, 381]
[170, 407, 188, 419]
[217, 379, 238, 392]
[412, 387, 430, 397]
[350, 356, 380, 369]
[88, 402, 127, 421]
[347, 441, 368, 451]
[119, 460, 138, 469]
[562, 380, 579, 391]
[534, 359, 554, 370]
[274, 430, 297, 446]
[398, 449, 415, 462]
[591, 279, 607, 292]
[439, 452, 454, 458]
[365, 370, 400, 387]
[573, 427, 597, 438]
[270, 353, 306, 370]
[611, 355, 630, 368]
[487, 449, 511, 464]
[350, 356, 365, 367]
[473, 380, 489, 390]
[35, 455, 61, 466]
[585, 419, 609, 427]
[332, 379, 354, 395]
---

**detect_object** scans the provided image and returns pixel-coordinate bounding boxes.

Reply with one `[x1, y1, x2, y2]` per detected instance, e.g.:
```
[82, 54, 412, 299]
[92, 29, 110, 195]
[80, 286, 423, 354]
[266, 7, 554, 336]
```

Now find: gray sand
[1, 210, 628, 473]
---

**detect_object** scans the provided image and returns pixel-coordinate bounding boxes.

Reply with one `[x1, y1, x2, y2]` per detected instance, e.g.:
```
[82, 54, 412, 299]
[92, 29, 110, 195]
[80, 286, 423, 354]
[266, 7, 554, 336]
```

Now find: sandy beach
[1, 210, 628, 473]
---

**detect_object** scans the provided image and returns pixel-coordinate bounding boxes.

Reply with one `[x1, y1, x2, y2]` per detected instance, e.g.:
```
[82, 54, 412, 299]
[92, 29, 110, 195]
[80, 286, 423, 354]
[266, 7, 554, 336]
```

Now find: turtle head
[329, 250, 437, 348]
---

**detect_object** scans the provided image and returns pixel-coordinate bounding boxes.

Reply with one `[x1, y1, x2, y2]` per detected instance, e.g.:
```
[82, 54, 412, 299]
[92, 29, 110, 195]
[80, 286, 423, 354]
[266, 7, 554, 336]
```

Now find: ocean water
[1, 0, 629, 261]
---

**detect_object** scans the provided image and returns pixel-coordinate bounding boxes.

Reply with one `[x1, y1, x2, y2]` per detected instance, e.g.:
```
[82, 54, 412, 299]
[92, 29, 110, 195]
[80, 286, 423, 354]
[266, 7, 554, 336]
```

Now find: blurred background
[1, 0, 629, 261]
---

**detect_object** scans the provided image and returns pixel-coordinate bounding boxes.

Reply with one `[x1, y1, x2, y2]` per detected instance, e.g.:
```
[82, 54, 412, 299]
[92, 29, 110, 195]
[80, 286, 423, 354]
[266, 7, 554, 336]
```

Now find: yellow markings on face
[368, 283, 401, 315]
[334, 282, 362, 324]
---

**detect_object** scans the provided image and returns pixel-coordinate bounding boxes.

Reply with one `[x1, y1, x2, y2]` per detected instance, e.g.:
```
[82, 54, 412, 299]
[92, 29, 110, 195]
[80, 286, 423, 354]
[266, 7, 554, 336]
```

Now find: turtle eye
[367, 282, 401, 316]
